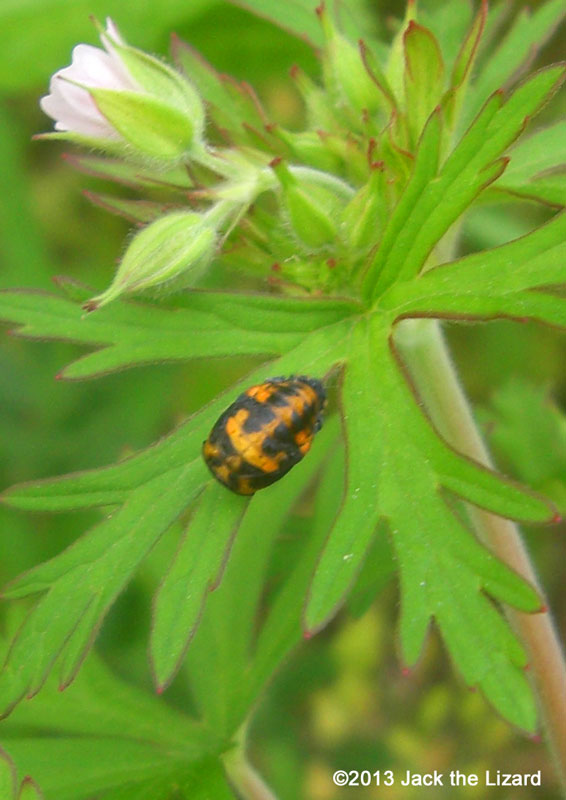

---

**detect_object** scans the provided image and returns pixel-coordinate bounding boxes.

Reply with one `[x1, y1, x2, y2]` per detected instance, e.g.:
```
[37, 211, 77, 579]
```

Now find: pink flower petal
[39, 19, 139, 139]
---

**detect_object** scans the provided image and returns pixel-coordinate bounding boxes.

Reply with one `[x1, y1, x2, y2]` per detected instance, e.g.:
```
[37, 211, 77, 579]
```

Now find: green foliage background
[1, 0, 565, 797]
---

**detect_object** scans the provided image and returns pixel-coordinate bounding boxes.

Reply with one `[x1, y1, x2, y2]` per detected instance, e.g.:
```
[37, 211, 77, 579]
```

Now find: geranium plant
[1, 0, 566, 797]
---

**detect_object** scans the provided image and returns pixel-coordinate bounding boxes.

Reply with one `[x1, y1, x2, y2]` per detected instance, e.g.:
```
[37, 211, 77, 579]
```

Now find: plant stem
[223, 726, 279, 800]
[395, 318, 566, 792]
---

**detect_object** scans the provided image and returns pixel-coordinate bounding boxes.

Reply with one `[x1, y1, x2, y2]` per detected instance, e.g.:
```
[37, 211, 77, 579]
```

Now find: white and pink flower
[40, 21, 136, 140]
[39, 19, 205, 160]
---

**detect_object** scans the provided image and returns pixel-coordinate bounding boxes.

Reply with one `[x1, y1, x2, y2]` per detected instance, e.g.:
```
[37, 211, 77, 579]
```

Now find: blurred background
[1, 0, 565, 797]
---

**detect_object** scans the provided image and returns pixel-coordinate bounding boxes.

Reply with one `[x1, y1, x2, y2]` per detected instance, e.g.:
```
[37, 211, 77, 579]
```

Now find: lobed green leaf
[305, 319, 385, 633]
[0, 652, 231, 799]
[186, 415, 341, 736]
[0, 289, 356, 380]
[384, 442, 538, 729]
[362, 107, 442, 298]
[250, 417, 342, 690]
[2, 318, 353, 513]
[0, 464, 204, 716]
[365, 65, 565, 301]
[304, 319, 545, 727]
[403, 22, 444, 146]
[382, 209, 566, 314]
[462, 0, 566, 130]
[151, 483, 248, 690]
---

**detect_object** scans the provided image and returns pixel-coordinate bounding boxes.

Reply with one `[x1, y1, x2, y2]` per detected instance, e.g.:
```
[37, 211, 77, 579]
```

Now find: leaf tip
[58, 675, 75, 692]
[400, 665, 412, 677]
[405, 19, 417, 36]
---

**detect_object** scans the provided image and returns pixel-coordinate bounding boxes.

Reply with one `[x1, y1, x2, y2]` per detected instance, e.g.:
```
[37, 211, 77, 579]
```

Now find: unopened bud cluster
[39, 4, 486, 305]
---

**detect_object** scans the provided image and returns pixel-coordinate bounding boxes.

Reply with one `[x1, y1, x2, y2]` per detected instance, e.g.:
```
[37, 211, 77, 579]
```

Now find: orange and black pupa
[202, 375, 326, 495]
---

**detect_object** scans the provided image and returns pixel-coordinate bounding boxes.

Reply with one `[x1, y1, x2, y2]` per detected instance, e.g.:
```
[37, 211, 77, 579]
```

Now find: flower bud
[317, 4, 389, 121]
[270, 127, 341, 173]
[271, 159, 344, 250]
[84, 210, 216, 310]
[341, 162, 389, 252]
[40, 18, 205, 162]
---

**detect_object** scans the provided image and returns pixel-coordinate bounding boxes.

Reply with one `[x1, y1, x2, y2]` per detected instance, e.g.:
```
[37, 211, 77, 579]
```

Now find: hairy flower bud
[270, 158, 347, 250]
[317, 4, 389, 122]
[40, 19, 205, 162]
[84, 210, 216, 310]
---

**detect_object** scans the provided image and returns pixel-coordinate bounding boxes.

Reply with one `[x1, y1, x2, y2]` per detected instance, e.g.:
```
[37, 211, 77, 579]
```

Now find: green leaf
[249, 417, 342, 690]
[493, 172, 566, 209]
[403, 22, 444, 146]
[449, 0, 485, 88]
[151, 482, 248, 690]
[420, 0, 474, 74]
[0, 749, 17, 800]
[2, 651, 220, 750]
[0, 650, 231, 797]
[346, 519, 395, 618]
[362, 107, 442, 298]
[16, 777, 43, 800]
[502, 122, 566, 185]
[461, 0, 566, 130]
[2, 317, 353, 513]
[185, 407, 343, 736]
[305, 320, 384, 633]
[227, 0, 323, 47]
[83, 191, 168, 224]
[306, 318, 545, 728]
[480, 380, 566, 514]
[0, 464, 204, 715]
[3, 739, 222, 800]
[378, 362, 541, 729]
[382, 210, 566, 313]
[0, 289, 357, 380]
[172, 37, 268, 143]
[441, 0, 487, 129]
[365, 65, 565, 300]
[6, 0, 566, 744]
[63, 152, 192, 191]
[385, 2, 417, 105]
[1, 321, 348, 717]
